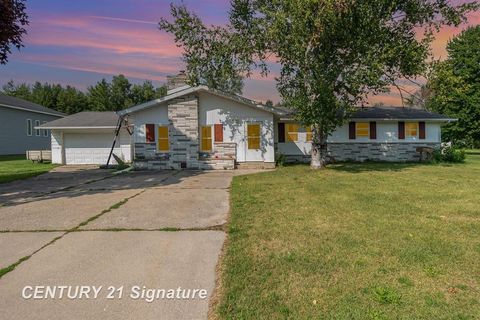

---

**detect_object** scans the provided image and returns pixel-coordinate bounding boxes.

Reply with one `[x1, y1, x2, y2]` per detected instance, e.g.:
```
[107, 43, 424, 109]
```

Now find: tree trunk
[311, 125, 327, 169]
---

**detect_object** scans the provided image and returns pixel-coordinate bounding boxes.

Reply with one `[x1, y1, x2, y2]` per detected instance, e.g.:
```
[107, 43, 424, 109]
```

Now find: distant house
[40, 72, 455, 168]
[0, 94, 65, 155]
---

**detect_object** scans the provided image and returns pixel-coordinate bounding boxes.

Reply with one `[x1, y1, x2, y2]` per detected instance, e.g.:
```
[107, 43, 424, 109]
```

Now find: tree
[56, 86, 88, 114]
[87, 79, 112, 111]
[426, 26, 480, 147]
[160, 1, 478, 168]
[159, 6, 246, 94]
[0, 0, 29, 64]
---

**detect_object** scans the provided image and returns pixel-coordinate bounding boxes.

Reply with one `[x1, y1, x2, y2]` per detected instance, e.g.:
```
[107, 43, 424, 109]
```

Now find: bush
[433, 145, 466, 163]
[275, 153, 287, 166]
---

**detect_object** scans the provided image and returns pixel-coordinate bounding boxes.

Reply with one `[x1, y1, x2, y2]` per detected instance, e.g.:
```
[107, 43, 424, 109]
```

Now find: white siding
[199, 92, 275, 163]
[51, 130, 64, 164]
[129, 103, 169, 143]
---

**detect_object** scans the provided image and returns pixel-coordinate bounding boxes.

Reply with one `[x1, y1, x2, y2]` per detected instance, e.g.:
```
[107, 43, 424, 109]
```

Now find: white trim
[0, 103, 64, 117]
[35, 126, 117, 130]
[42, 121, 48, 137]
[26, 119, 32, 136]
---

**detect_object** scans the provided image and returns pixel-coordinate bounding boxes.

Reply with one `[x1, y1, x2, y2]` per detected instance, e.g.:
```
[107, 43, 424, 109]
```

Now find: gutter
[1, 103, 65, 117]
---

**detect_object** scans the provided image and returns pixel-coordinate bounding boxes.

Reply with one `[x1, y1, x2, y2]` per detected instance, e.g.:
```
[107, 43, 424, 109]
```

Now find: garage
[65, 132, 119, 165]
[38, 111, 132, 165]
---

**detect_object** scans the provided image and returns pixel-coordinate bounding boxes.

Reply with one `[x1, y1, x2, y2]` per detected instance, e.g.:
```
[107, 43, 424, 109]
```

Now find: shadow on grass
[329, 161, 434, 173]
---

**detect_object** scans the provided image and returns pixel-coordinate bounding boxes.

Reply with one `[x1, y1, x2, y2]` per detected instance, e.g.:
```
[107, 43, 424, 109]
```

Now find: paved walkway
[0, 167, 258, 320]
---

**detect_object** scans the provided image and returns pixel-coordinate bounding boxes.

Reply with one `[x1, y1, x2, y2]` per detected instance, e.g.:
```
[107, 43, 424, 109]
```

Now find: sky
[0, 0, 478, 105]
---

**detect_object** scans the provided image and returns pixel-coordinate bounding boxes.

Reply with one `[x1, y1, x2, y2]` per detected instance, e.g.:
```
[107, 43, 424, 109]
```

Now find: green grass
[0, 155, 56, 183]
[216, 154, 480, 319]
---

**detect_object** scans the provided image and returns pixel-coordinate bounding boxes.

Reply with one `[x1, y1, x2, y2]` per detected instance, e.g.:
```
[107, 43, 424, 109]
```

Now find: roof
[38, 111, 120, 129]
[351, 107, 455, 121]
[0, 93, 65, 117]
[119, 85, 287, 116]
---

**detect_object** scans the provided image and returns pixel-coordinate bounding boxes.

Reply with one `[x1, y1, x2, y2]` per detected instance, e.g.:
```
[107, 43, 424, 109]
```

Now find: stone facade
[327, 142, 440, 162]
[133, 96, 236, 170]
[278, 142, 440, 163]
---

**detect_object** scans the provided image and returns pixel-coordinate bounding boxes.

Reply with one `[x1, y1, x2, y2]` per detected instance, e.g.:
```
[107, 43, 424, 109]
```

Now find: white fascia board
[37, 126, 117, 130]
[1, 103, 65, 117]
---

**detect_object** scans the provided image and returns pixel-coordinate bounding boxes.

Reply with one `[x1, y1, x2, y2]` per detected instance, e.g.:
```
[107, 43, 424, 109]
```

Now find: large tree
[0, 0, 29, 64]
[426, 26, 480, 148]
[160, 0, 478, 168]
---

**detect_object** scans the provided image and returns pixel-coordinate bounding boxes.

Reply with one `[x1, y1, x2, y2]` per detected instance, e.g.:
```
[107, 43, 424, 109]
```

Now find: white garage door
[64, 133, 116, 165]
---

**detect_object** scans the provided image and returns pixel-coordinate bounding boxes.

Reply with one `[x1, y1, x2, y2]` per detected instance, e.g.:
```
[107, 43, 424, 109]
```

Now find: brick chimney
[166, 70, 189, 92]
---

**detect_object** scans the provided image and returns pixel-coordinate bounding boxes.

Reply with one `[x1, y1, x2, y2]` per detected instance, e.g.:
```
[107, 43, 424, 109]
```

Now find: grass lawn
[0, 155, 56, 184]
[216, 153, 480, 319]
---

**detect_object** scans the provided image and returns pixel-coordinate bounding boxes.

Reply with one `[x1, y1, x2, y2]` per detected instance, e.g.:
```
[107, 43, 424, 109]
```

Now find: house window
[26, 119, 32, 136]
[286, 123, 299, 142]
[356, 122, 369, 137]
[201, 126, 212, 152]
[157, 126, 169, 152]
[406, 122, 418, 137]
[35, 120, 41, 136]
[43, 121, 48, 137]
[247, 123, 261, 149]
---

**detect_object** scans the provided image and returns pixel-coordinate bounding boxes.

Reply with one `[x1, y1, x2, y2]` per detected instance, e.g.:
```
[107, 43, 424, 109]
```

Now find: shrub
[433, 145, 466, 163]
[275, 153, 287, 166]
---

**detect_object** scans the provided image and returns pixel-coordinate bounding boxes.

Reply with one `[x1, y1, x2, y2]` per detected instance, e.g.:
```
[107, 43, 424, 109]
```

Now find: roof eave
[37, 126, 118, 130]
[1, 103, 65, 117]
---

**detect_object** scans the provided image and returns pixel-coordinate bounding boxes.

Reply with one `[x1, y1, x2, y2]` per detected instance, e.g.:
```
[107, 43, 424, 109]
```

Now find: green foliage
[1, 76, 167, 114]
[160, 0, 478, 168]
[159, 5, 246, 94]
[371, 286, 402, 304]
[433, 145, 466, 163]
[427, 26, 480, 148]
[0, 0, 29, 64]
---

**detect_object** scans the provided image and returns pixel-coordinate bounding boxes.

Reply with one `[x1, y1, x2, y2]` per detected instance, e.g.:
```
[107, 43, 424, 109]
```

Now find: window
[43, 121, 48, 137]
[35, 120, 41, 136]
[201, 126, 212, 152]
[356, 122, 369, 137]
[157, 126, 169, 152]
[26, 119, 32, 136]
[286, 123, 299, 142]
[306, 127, 313, 142]
[247, 123, 261, 149]
[406, 122, 418, 137]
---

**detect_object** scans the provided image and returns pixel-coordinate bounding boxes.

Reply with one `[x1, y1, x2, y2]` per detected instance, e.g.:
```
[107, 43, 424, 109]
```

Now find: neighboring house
[0, 94, 65, 155]
[39, 72, 455, 168]
[38, 111, 131, 165]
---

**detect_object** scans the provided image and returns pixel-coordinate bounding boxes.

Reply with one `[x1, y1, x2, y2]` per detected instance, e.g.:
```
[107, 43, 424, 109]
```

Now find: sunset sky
[1, 0, 478, 105]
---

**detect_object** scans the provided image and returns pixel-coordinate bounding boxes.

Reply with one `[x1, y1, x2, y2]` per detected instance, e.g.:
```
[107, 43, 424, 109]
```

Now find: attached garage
[38, 112, 132, 165]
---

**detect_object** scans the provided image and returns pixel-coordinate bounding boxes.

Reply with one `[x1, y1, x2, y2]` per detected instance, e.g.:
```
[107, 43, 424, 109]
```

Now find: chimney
[166, 70, 189, 92]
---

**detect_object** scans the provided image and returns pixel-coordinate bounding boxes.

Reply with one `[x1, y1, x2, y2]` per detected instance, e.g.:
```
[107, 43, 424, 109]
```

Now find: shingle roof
[351, 106, 454, 120]
[0, 93, 65, 117]
[38, 111, 120, 128]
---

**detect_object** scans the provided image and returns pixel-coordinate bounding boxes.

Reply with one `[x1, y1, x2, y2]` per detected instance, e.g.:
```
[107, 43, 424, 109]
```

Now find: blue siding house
[0, 94, 65, 155]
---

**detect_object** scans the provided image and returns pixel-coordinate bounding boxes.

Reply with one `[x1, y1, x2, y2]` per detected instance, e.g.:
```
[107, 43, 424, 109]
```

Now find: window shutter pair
[398, 121, 426, 139]
[349, 122, 376, 139]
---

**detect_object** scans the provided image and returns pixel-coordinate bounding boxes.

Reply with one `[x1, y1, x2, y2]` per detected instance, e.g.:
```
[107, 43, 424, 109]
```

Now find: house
[39, 72, 454, 168]
[37, 111, 131, 165]
[0, 94, 65, 155]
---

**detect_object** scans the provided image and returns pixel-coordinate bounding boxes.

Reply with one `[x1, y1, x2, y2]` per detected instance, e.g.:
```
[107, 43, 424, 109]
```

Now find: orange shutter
[214, 124, 223, 142]
[146, 124, 155, 142]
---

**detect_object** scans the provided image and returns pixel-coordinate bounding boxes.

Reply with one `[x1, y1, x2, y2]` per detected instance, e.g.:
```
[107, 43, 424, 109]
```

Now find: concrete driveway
[0, 167, 253, 320]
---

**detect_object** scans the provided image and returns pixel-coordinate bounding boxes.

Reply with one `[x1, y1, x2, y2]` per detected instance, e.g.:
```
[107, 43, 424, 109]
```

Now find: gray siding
[0, 107, 63, 155]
